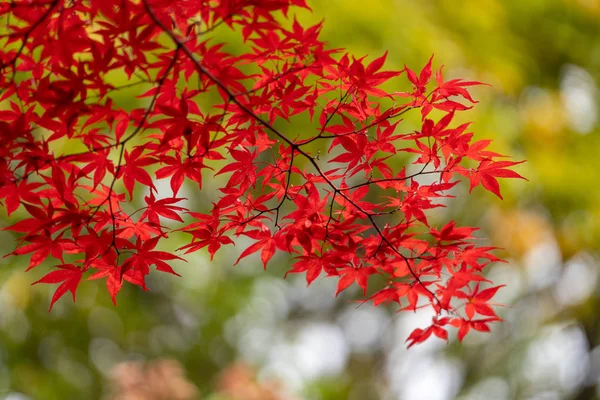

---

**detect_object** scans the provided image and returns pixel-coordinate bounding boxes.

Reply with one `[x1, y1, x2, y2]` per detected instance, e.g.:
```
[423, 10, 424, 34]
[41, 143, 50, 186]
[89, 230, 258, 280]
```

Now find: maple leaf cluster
[0, 0, 525, 346]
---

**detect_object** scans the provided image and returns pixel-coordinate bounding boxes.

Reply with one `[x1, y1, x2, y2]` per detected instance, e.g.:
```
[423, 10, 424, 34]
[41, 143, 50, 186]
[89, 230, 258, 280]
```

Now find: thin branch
[142, 0, 442, 308]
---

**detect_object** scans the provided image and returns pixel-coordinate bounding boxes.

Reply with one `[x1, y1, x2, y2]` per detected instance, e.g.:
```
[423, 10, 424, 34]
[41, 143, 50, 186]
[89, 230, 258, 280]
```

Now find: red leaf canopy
[0, 0, 524, 345]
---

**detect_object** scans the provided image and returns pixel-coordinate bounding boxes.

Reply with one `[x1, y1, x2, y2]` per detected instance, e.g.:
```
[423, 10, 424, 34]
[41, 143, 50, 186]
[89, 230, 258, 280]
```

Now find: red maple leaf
[32, 264, 83, 311]
[461, 160, 527, 199]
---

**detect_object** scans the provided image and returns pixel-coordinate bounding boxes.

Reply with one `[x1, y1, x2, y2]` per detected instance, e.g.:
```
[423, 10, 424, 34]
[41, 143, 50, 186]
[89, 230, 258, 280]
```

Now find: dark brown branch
[142, 0, 442, 308]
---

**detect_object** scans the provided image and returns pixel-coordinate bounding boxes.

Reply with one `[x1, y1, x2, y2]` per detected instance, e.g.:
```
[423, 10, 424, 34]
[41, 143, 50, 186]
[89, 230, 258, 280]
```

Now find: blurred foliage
[1, 0, 600, 399]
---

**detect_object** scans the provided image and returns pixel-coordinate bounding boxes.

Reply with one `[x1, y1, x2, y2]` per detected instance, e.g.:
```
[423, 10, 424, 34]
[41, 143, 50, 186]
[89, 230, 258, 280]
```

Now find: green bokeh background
[1, 0, 599, 399]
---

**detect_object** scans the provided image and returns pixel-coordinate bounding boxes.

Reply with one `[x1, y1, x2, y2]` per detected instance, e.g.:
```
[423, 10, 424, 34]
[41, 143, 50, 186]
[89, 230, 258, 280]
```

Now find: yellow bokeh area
[0, 0, 599, 399]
